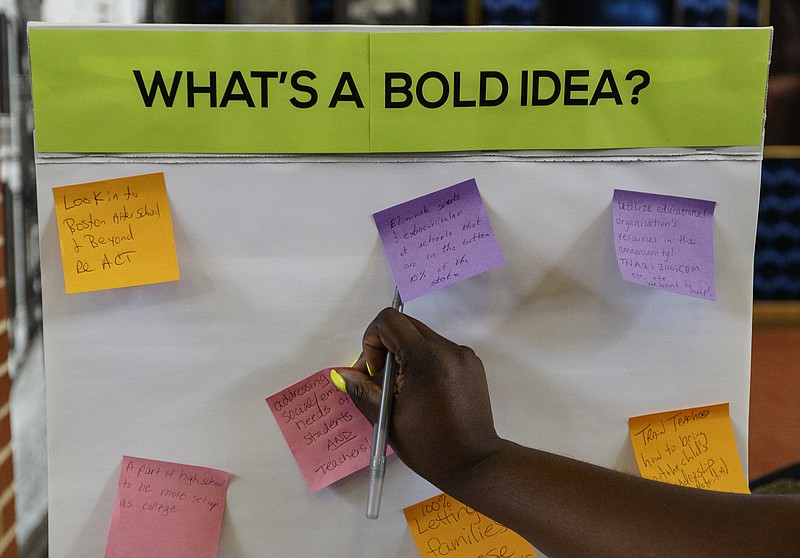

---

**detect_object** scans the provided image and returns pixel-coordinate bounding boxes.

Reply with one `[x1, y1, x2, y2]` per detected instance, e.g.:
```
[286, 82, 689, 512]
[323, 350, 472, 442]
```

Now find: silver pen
[366, 287, 404, 519]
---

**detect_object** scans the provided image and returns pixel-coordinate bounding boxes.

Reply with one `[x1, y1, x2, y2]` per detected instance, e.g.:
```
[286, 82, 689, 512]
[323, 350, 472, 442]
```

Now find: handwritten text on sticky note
[373, 178, 505, 302]
[628, 403, 749, 493]
[267, 368, 385, 492]
[104, 456, 229, 558]
[612, 189, 716, 300]
[53, 172, 180, 294]
[404, 493, 535, 558]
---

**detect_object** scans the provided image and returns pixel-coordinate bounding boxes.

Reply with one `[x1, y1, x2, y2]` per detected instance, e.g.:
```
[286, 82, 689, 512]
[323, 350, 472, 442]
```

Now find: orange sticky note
[403, 493, 535, 558]
[52, 172, 180, 293]
[628, 403, 749, 494]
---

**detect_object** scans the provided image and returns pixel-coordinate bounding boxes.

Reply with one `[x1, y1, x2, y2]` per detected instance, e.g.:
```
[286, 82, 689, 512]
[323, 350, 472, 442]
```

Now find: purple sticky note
[612, 189, 716, 300]
[373, 179, 505, 302]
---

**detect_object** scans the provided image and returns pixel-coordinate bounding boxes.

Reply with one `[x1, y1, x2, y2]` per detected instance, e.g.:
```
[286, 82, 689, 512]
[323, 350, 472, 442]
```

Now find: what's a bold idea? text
[133, 68, 651, 110]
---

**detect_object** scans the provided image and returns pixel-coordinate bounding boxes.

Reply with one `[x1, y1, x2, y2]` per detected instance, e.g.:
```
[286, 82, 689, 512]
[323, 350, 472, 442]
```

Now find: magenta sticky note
[373, 178, 505, 302]
[266, 368, 387, 492]
[104, 456, 229, 558]
[612, 189, 717, 300]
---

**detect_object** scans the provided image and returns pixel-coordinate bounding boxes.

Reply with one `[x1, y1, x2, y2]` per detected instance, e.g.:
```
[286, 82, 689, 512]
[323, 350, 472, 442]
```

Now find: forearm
[345, 309, 800, 556]
[439, 440, 800, 558]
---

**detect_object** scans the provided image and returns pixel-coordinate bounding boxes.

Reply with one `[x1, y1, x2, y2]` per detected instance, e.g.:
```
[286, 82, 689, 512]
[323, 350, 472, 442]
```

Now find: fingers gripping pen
[366, 287, 404, 519]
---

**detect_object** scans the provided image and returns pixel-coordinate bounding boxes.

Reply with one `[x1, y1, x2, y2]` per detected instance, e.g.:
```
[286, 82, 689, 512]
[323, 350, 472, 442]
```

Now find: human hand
[333, 308, 506, 491]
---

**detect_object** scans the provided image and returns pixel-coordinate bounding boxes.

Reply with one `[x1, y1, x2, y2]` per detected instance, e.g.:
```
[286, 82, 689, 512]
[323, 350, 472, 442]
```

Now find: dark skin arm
[335, 308, 800, 558]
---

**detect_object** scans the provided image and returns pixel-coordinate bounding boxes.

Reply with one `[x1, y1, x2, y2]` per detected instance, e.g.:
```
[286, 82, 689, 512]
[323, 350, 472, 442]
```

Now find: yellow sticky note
[53, 172, 180, 294]
[403, 493, 535, 558]
[628, 403, 749, 494]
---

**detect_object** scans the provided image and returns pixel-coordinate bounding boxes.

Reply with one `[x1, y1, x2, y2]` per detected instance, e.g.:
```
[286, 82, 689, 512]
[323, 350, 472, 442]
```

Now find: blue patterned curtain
[756, 160, 800, 299]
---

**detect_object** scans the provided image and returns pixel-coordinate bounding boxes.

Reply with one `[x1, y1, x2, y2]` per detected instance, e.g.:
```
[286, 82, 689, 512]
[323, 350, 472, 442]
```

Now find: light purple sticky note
[612, 189, 716, 300]
[373, 178, 505, 302]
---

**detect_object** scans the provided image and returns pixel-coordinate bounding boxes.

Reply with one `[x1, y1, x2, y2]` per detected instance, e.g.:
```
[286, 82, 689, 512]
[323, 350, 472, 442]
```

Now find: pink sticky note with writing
[267, 368, 388, 492]
[373, 178, 505, 302]
[104, 456, 229, 558]
[612, 189, 716, 300]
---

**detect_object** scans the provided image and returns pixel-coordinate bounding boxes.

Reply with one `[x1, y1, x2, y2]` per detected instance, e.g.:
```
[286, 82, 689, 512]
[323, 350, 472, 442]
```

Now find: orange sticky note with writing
[403, 493, 536, 558]
[628, 402, 749, 494]
[52, 172, 180, 294]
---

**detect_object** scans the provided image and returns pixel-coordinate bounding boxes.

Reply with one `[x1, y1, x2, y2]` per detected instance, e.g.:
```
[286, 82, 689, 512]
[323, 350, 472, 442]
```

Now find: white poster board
[35, 148, 761, 557]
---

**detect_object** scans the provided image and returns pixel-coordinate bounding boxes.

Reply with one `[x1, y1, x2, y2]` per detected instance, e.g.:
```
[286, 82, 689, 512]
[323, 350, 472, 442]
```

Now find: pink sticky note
[612, 189, 716, 300]
[266, 368, 387, 492]
[373, 178, 505, 302]
[104, 456, 229, 558]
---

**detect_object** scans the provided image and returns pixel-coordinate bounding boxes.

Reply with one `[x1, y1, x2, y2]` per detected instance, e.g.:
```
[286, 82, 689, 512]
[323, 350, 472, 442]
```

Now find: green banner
[28, 26, 771, 153]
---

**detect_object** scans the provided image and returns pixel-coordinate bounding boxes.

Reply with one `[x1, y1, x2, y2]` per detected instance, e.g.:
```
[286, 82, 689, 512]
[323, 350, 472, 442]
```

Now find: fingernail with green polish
[330, 369, 347, 392]
[366, 361, 374, 376]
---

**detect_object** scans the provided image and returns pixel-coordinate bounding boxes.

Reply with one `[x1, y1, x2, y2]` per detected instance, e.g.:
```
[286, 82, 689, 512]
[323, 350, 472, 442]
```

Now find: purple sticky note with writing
[373, 178, 505, 302]
[612, 189, 716, 300]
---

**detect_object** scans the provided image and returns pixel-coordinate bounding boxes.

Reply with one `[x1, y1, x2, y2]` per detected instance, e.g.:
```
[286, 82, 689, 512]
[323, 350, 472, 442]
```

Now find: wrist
[435, 437, 513, 497]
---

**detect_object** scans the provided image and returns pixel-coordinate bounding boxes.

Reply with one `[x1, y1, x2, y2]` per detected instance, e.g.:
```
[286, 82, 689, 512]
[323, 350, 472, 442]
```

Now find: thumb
[330, 368, 382, 424]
